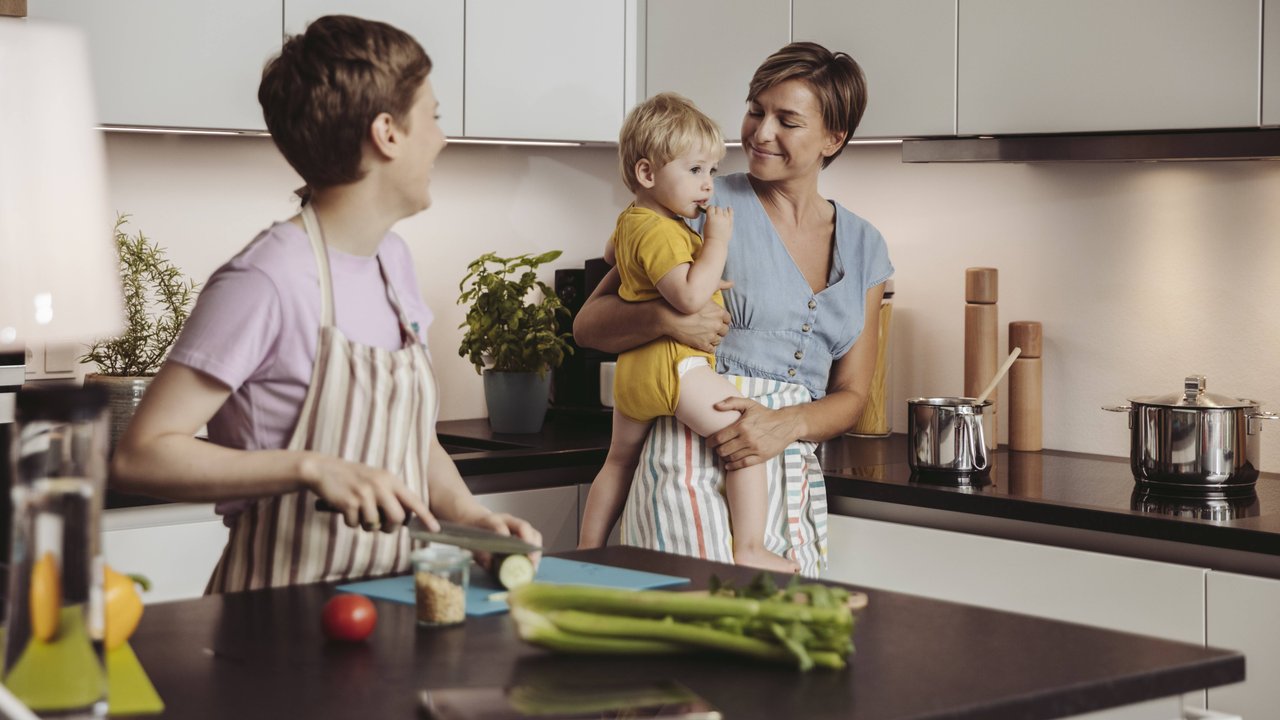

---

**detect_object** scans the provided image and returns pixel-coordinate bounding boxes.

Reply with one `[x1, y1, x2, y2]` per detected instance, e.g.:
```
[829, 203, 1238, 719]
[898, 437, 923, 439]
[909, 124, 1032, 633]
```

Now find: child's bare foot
[734, 546, 800, 574]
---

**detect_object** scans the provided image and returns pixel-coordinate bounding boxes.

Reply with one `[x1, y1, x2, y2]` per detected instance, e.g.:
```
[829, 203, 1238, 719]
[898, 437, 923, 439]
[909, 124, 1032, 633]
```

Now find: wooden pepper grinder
[1008, 321, 1043, 451]
[964, 268, 999, 450]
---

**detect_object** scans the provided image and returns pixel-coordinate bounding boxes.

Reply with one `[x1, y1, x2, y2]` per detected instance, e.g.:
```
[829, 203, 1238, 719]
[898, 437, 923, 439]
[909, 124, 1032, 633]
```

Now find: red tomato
[322, 594, 378, 642]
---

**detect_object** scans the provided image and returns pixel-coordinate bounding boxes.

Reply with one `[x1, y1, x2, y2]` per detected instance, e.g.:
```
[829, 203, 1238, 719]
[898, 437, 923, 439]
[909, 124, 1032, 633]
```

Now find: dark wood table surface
[128, 546, 1242, 720]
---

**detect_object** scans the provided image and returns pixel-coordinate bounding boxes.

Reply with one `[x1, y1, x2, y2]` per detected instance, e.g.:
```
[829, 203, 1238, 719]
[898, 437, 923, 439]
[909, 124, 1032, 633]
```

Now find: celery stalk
[510, 583, 852, 627]
[509, 606, 685, 655]
[545, 609, 810, 667]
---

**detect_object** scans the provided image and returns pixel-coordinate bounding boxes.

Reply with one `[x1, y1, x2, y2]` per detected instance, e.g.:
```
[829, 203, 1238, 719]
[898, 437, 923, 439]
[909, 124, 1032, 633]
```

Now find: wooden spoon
[974, 347, 1022, 405]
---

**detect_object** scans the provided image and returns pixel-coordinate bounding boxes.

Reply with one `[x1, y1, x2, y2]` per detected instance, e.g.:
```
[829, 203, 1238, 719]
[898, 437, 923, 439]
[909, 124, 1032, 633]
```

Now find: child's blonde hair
[618, 92, 725, 194]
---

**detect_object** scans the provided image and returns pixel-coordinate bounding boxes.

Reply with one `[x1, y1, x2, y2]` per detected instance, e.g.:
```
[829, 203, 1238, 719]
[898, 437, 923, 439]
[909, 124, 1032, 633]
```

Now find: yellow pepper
[30, 551, 61, 642]
[104, 565, 149, 651]
[28, 558, 148, 648]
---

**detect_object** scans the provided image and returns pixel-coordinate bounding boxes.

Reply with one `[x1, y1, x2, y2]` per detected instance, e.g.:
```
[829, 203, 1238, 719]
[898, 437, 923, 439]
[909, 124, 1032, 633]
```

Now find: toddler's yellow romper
[610, 205, 724, 423]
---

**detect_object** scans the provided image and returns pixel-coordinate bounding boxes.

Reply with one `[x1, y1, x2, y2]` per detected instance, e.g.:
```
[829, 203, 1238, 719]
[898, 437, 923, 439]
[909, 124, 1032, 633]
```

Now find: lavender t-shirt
[169, 220, 434, 457]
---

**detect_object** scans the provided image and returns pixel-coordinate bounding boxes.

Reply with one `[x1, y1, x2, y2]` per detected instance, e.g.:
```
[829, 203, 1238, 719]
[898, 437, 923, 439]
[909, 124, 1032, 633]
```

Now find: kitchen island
[128, 546, 1241, 720]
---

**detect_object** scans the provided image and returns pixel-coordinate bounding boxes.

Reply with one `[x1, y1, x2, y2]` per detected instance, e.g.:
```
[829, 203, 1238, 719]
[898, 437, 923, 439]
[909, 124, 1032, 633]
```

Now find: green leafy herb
[80, 215, 199, 376]
[456, 251, 573, 376]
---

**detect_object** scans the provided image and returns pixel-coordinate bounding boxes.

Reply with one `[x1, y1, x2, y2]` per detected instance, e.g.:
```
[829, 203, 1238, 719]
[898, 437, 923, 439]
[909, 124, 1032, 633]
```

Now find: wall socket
[24, 343, 78, 380]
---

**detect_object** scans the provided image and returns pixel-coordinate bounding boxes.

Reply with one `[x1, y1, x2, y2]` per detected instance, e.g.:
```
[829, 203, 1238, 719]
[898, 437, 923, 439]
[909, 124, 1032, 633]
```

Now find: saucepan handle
[1247, 410, 1280, 436]
[1101, 405, 1131, 413]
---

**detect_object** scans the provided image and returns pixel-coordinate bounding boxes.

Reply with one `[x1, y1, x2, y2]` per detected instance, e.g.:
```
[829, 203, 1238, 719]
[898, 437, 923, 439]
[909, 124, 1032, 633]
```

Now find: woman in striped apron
[111, 16, 541, 592]
[576, 43, 894, 576]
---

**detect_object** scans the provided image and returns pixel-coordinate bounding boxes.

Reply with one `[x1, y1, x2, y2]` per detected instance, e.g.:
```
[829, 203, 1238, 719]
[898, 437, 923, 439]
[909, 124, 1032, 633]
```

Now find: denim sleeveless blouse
[696, 173, 894, 399]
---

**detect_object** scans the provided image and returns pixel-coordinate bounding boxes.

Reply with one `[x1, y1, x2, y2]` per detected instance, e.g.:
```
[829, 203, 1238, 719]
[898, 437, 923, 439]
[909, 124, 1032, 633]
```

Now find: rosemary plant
[81, 215, 199, 376]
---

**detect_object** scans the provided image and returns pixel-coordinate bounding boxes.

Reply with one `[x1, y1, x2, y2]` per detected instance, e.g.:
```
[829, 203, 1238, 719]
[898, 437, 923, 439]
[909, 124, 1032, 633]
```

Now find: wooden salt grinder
[1008, 321, 1043, 452]
[964, 268, 998, 449]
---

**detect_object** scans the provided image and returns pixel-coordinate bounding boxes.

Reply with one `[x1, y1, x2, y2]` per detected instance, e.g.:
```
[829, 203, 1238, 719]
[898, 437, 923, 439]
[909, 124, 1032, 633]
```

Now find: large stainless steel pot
[907, 397, 992, 480]
[1103, 375, 1279, 489]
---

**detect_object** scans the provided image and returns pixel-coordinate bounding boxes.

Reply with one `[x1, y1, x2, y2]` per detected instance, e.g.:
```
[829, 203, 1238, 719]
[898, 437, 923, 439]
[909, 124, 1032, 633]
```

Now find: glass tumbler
[412, 545, 471, 627]
[3, 385, 110, 718]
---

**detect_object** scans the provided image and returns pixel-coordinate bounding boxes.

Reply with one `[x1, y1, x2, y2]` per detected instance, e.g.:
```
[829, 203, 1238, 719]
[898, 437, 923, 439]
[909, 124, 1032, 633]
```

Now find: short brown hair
[618, 92, 725, 194]
[259, 15, 431, 194]
[747, 42, 867, 169]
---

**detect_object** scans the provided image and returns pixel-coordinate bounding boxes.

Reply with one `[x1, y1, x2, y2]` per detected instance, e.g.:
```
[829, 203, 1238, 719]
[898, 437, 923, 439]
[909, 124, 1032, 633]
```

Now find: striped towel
[621, 376, 828, 576]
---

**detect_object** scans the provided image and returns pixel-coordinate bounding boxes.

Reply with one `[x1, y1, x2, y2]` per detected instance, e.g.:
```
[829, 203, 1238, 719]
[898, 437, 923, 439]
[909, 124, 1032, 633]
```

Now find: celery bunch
[508, 575, 860, 671]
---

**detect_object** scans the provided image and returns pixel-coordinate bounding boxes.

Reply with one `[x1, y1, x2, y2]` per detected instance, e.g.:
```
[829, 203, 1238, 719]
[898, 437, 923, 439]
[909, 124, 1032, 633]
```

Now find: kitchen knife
[407, 518, 542, 555]
[313, 498, 542, 554]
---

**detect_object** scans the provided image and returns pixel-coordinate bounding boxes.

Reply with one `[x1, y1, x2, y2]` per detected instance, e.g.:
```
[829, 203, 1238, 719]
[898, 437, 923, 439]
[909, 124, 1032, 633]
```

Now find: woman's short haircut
[618, 92, 725, 194]
[747, 41, 867, 168]
[259, 15, 431, 194]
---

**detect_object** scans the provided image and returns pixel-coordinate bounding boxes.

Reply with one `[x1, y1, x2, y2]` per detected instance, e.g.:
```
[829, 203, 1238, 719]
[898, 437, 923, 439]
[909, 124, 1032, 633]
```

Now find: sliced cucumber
[495, 553, 535, 590]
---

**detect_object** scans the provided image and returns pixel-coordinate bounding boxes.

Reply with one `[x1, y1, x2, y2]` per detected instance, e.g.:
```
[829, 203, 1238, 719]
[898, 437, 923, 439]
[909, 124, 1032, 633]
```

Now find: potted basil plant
[81, 215, 198, 451]
[457, 251, 572, 433]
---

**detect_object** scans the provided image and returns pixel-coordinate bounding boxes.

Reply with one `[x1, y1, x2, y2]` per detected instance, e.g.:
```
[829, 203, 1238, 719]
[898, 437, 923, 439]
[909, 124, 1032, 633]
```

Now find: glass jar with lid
[412, 545, 471, 626]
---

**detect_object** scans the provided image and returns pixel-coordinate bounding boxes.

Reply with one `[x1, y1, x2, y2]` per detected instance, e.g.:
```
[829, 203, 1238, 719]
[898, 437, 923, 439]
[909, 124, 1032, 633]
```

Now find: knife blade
[407, 517, 542, 555]
[313, 498, 542, 554]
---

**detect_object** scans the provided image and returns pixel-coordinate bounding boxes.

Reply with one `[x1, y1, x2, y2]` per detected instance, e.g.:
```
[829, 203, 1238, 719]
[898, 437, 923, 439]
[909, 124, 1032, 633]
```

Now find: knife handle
[313, 498, 403, 526]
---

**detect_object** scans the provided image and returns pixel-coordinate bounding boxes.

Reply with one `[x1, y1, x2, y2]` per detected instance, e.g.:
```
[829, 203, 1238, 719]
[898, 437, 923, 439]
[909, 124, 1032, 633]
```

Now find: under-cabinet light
[446, 137, 582, 147]
[99, 125, 270, 137]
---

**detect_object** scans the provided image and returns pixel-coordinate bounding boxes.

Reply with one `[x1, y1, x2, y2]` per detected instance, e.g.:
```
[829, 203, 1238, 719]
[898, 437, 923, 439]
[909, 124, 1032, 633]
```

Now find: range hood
[901, 128, 1280, 163]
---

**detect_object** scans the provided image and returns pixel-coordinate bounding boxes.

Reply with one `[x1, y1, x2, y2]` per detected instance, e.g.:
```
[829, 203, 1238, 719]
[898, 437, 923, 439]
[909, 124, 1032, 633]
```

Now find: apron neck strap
[299, 204, 336, 327]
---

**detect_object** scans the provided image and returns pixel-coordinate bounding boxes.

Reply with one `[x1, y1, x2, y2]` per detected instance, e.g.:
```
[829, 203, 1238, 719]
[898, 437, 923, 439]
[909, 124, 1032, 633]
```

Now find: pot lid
[1131, 375, 1257, 409]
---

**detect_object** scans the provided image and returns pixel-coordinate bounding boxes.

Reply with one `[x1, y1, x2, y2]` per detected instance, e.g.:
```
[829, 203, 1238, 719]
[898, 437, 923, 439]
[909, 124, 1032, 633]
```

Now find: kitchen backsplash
[101, 133, 1280, 470]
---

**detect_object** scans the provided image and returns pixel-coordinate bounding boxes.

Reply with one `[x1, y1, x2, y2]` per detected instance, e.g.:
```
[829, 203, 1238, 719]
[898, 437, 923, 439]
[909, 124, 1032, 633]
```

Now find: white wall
[101, 133, 1280, 469]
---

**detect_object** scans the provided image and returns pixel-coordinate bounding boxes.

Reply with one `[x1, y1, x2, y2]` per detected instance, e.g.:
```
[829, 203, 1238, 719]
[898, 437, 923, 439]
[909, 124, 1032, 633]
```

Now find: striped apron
[207, 205, 435, 593]
[621, 376, 829, 576]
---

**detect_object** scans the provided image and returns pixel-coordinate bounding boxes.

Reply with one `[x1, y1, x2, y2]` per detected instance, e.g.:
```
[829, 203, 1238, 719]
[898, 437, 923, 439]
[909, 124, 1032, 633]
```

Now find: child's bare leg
[579, 409, 651, 549]
[674, 364, 799, 573]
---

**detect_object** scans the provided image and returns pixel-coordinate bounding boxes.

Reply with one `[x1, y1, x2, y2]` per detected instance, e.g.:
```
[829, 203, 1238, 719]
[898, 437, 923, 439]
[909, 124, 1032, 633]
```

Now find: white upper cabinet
[794, 0, 955, 138]
[1266, 0, 1280, 126]
[645, 0, 791, 143]
[958, 0, 1259, 135]
[284, 2, 465, 138]
[465, 0, 636, 142]
[28, 0, 283, 132]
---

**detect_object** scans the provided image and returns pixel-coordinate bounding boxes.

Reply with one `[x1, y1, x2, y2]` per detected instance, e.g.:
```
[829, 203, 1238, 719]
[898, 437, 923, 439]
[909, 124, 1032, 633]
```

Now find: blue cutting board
[337, 557, 689, 616]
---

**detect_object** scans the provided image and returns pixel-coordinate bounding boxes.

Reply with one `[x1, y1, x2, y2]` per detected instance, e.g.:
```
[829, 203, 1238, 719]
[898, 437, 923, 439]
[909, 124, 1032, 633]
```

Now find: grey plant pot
[483, 370, 551, 434]
[83, 373, 152, 455]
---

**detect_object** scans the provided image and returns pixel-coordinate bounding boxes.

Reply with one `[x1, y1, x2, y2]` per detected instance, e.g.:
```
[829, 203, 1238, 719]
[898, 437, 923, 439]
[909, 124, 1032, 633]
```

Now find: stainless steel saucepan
[907, 397, 992, 480]
[1103, 375, 1279, 489]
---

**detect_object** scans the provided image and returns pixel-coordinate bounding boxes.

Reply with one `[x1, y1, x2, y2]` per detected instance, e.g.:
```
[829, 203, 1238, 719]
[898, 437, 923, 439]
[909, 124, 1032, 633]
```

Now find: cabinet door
[465, 0, 632, 142]
[794, 0, 955, 138]
[284, 1, 465, 137]
[29, 0, 283, 131]
[827, 515, 1207, 645]
[103, 505, 229, 604]
[645, 0, 790, 143]
[476, 486, 579, 553]
[958, 0, 1259, 135]
[1266, 0, 1280, 126]
[1206, 571, 1280, 718]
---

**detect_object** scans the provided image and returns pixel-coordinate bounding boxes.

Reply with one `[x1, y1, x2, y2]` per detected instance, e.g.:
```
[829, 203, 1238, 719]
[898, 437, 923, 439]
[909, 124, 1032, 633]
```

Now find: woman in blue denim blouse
[576, 42, 893, 575]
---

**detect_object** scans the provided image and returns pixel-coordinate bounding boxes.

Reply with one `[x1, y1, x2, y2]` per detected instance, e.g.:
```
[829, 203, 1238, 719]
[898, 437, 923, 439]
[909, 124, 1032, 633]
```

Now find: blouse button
[802, 323, 811, 332]
[794, 351, 804, 360]
[787, 368, 797, 377]
[808, 299, 817, 310]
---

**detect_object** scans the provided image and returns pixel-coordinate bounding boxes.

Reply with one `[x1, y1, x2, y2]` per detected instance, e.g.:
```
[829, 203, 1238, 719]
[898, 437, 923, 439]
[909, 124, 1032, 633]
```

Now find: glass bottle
[3, 384, 111, 718]
[850, 279, 895, 437]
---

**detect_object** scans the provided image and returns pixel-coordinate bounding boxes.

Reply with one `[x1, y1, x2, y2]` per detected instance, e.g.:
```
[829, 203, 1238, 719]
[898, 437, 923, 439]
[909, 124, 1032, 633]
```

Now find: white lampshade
[0, 19, 123, 347]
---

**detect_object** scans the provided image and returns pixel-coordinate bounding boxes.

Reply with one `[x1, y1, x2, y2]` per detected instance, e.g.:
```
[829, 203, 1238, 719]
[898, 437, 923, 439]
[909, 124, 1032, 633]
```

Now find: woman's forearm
[574, 267, 730, 355]
[792, 388, 866, 443]
[574, 291, 673, 353]
[112, 433, 307, 502]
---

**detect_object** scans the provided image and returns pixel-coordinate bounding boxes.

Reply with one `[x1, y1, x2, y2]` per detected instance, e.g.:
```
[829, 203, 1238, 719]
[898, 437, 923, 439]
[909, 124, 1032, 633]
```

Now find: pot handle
[1247, 410, 1280, 436]
[1101, 405, 1132, 413]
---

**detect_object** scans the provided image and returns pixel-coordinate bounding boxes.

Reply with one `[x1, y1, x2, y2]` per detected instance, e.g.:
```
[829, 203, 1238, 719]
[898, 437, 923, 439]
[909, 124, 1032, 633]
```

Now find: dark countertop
[128, 546, 1242, 720]
[434, 414, 1280, 558]
[107, 412, 1280, 561]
